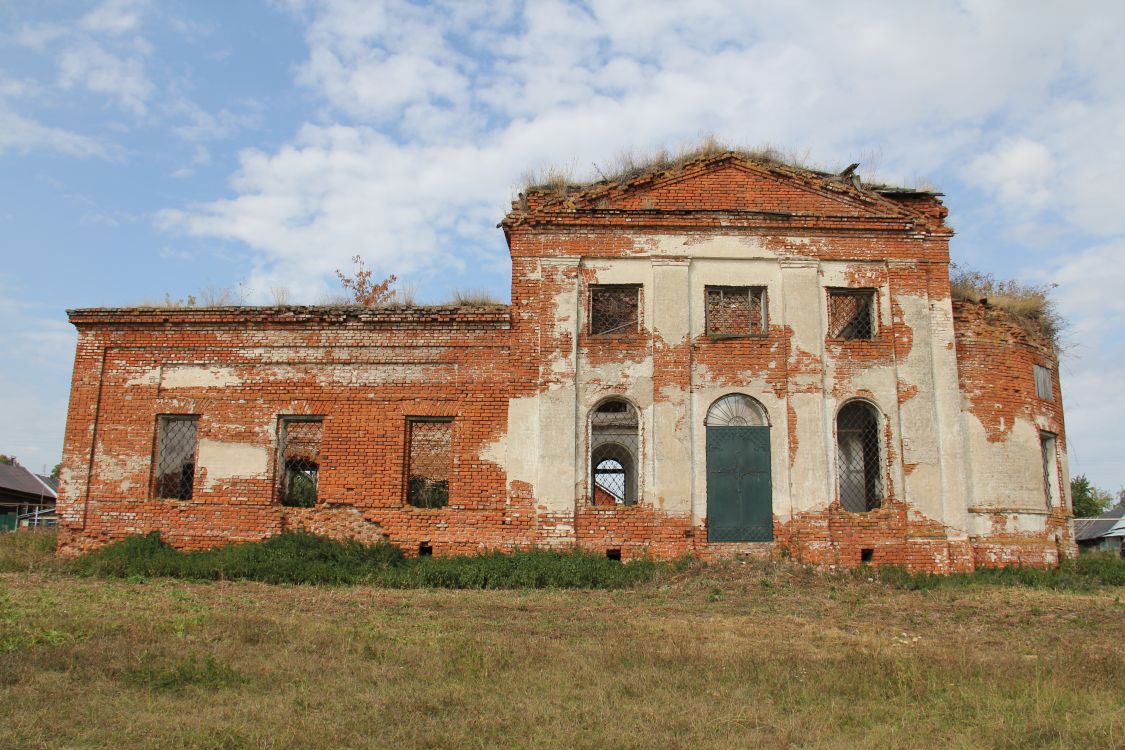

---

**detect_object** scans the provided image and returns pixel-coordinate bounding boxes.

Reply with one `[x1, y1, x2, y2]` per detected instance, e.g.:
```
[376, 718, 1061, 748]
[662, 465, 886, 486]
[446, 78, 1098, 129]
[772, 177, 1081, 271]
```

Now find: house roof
[1074, 506, 1125, 541]
[0, 462, 57, 502]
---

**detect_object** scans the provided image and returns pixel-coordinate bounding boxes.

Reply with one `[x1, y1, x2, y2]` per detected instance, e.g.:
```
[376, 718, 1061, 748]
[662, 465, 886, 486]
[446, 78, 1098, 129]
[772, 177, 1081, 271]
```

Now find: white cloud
[0, 109, 109, 157]
[80, 0, 149, 36]
[166, 98, 257, 143]
[57, 39, 152, 115]
[966, 137, 1056, 211]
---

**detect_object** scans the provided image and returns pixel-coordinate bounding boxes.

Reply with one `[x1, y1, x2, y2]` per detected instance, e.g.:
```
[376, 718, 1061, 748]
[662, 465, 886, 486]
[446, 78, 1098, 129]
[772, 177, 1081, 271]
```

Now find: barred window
[590, 399, 640, 505]
[828, 289, 876, 340]
[590, 285, 640, 336]
[278, 417, 323, 508]
[706, 286, 767, 336]
[153, 416, 198, 500]
[406, 418, 452, 508]
[1034, 365, 1053, 401]
[836, 402, 883, 512]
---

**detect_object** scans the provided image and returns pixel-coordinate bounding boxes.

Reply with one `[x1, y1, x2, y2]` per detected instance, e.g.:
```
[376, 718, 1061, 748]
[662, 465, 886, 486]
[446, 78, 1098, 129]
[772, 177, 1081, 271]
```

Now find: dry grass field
[1, 531, 1123, 749]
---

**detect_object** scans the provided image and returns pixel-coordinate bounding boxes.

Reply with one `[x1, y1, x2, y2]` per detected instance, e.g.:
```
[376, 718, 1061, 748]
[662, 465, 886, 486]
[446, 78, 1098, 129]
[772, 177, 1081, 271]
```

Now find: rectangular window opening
[1034, 364, 1054, 401]
[828, 289, 876, 340]
[706, 286, 767, 336]
[153, 415, 198, 500]
[1040, 432, 1058, 508]
[590, 284, 641, 336]
[418, 542, 433, 557]
[860, 548, 874, 563]
[406, 418, 453, 508]
[278, 417, 323, 508]
[606, 548, 622, 562]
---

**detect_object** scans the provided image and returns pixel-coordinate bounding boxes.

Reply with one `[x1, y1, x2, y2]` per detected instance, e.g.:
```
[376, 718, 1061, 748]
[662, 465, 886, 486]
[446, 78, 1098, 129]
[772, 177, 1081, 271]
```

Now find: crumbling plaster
[57, 152, 1072, 570]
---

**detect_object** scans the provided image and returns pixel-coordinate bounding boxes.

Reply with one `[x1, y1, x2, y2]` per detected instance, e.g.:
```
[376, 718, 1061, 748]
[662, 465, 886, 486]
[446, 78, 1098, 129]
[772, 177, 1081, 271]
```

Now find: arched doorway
[705, 394, 773, 542]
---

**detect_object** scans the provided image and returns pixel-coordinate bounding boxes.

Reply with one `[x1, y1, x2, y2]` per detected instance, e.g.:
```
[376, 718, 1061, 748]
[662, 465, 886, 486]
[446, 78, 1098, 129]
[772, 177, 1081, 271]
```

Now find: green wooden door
[706, 426, 773, 542]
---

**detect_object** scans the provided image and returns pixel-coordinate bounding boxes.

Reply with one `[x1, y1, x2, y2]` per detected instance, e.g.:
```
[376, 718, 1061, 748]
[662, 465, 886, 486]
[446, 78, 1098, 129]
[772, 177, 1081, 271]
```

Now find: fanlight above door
[705, 394, 768, 427]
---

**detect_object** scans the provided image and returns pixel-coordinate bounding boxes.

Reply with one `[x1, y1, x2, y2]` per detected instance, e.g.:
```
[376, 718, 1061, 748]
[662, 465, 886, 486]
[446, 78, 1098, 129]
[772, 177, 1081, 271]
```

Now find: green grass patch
[124, 653, 243, 691]
[70, 532, 662, 589]
[70, 531, 405, 585]
[875, 552, 1125, 591]
[0, 528, 59, 573]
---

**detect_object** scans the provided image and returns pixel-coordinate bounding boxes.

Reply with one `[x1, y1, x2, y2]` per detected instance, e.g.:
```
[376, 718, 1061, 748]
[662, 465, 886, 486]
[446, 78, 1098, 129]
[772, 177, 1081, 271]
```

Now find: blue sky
[2, 0, 1123, 493]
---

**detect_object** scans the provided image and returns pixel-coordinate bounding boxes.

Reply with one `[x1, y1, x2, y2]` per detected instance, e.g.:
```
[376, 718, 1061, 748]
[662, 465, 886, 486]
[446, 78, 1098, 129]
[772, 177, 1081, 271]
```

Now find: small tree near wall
[335, 256, 397, 306]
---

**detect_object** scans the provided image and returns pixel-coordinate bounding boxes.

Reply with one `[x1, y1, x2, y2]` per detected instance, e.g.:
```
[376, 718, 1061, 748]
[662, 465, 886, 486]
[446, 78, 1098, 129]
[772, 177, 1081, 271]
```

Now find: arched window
[836, 401, 883, 512]
[590, 399, 639, 505]
[705, 394, 768, 427]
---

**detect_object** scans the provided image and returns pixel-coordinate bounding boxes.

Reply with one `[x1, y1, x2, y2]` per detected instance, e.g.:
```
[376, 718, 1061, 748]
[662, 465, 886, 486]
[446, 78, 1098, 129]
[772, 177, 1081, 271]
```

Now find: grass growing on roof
[950, 264, 1064, 350]
[520, 135, 821, 195]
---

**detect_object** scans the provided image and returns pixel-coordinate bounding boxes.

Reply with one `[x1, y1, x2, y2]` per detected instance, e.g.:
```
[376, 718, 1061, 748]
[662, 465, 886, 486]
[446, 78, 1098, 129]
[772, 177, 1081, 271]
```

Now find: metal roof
[1074, 507, 1125, 541]
[0, 462, 57, 501]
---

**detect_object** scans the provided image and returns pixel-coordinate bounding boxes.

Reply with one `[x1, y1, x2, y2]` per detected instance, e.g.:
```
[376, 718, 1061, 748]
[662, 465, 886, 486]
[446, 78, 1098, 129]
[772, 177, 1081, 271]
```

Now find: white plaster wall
[196, 439, 270, 490]
[500, 234, 981, 538]
[962, 414, 1052, 511]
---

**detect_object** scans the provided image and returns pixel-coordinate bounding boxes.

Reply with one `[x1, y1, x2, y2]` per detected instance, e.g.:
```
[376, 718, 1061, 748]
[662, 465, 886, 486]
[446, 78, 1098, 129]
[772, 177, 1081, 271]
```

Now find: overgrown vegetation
[67, 531, 661, 589]
[70, 532, 406, 585]
[335, 254, 398, 306]
[950, 264, 1064, 350]
[521, 136, 820, 195]
[447, 288, 502, 305]
[875, 552, 1125, 591]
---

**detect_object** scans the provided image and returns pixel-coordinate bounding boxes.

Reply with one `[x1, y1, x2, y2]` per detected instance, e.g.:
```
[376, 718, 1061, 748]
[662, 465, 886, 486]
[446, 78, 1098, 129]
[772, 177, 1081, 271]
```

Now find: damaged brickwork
[57, 152, 1074, 570]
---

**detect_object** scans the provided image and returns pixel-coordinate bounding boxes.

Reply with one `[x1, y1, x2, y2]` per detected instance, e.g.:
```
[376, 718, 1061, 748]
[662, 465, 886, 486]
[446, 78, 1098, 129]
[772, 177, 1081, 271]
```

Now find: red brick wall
[952, 300, 1074, 565]
[57, 306, 533, 556]
[58, 156, 1071, 572]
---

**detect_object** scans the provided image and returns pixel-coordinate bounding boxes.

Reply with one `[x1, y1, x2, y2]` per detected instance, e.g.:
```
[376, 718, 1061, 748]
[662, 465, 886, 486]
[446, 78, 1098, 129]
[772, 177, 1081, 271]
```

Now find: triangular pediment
[505, 152, 939, 227]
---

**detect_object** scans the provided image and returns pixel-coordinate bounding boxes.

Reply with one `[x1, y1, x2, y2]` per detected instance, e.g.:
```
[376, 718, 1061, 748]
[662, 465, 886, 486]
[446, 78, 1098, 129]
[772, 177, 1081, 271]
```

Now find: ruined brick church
[58, 151, 1073, 571]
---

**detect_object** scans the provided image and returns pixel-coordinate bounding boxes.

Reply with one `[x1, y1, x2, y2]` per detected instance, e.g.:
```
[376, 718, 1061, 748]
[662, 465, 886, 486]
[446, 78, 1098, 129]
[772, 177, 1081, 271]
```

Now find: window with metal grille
[836, 402, 883, 512]
[153, 416, 198, 500]
[1040, 432, 1058, 508]
[706, 286, 767, 336]
[406, 418, 452, 508]
[590, 399, 639, 505]
[278, 417, 323, 508]
[827, 289, 876, 340]
[1034, 365, 1053, 401]
[590, 284, 640, 336]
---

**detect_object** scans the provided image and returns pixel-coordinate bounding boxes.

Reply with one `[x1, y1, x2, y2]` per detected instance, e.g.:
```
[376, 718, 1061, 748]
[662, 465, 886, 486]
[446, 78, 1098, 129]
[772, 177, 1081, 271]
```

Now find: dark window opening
[706, 286, 767, 336]
[279, 418, 323, 507]
[837, 402, 883, 512]
[828, 289, 876, 340]
[153, 416, 198, 500]
[590, 285, 640, 336]
[1040, 432, 1058, 508]
[590, 399, 640, 505]
[606, 548, 622, 561]
[418, 542, 433, 557]
[861, 548, 874, 563]
[407, 419, 453, 508]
